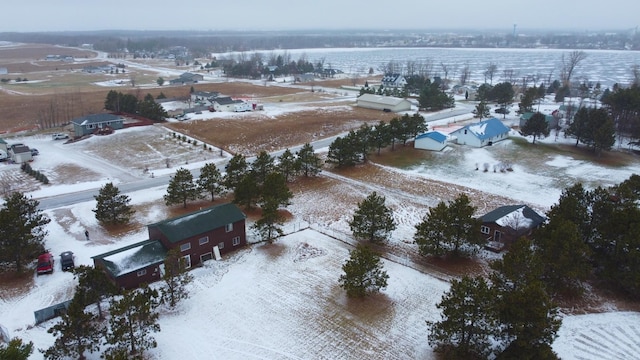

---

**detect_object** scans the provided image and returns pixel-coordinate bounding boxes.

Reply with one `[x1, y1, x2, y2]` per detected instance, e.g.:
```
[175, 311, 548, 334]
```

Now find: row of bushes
[21, 163, 49, 184]
[1, 77, 28, 83]
[171, 132, 213, 151]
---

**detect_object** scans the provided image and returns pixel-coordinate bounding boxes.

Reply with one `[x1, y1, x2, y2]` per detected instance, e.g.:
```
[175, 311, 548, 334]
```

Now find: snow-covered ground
[0, 93, 639, 358]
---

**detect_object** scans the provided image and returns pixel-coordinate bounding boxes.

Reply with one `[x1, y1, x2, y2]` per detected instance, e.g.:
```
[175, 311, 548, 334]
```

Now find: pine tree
[233, 173, 260, 210]
[371, 121, 391, 155]
[0, 338, 33, 360]
[104, 285, 160, 358]
[73, 265, 117, 320]
[338, 244, 389, 297]
[277, 148, 300, 182]
[414, 194, 482, 257]
[42, 294, 102, 360]
[93, 182, 135, 225]
[427, 276, 498, 359]
[251, 151, 276, 186]
[164, 168, 199, 208]
[161, 248, 193, 308]
[253, 201, 285, 243]
[196, 163, 224, 202]
[296, 143, 322, 177]
[520, 112, 550, 144]
[534, 217, 590, 298]
[326, 136, 359, 167]
[0, 192, 50, 272]
[490, 239, 561, 358]
[349, 191, 396, 244]
[473, 101, 490, 120]
[223, 154, 249, 189]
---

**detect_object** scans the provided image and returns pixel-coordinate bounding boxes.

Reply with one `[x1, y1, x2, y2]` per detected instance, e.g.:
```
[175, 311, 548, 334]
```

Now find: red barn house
[480, 204, 545, 252]
[92, 203, 247, 289]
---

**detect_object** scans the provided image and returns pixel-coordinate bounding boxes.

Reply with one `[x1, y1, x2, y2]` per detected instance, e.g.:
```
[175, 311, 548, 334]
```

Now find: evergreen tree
[251, 151, 276, 186]
[354, 123, 374, 161]
[348, 191, 396, 244]
[253, 200, 285, 243]
[493, 82, 515, 118]
[418, 81, 455, 111]
[0, 192, 50, 272]
[160, 248, 193, 308]
[73, 265, 117, 320]
[520, 112, 550, 144]
[196, 163, 224, 202]
[296, 143, 322, 177]
[414, 194, 482, 257]
[42, 294, 102, 360]
[490, 239, 561, 358]
[233, 173, 260, 210]
[407, 113, 428, 140]
[259, 172, 293, 209]
[326, 136, 359, 168]
[388, 117, 403, 150]
[137, 96, 168, 121]
[93, 182, 135, 225]
[534, 217, 591, 298]
[104, 90, 119, 111]
[223, 154, 249, 189]
[427, 276, 498, 359]
[371, 121, 391, 155]
[338, 244, 389, 297]
[546, 183, 592, 243]
[473, 101, 490, 120]
[104, 285, 160, 358]
[164, 168, 199, 208]
[0, 338, 33, 360]
[277, 148, 300, 182]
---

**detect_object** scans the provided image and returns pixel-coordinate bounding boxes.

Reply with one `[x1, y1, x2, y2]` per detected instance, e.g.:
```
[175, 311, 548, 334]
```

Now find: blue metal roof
[455, 118, 510, 140]
[416, 131, 447, 143]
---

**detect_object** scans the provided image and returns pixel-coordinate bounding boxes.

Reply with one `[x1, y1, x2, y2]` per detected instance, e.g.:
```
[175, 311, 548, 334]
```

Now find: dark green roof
[92, 239, 167, 277]
[481, 205, 546, 228]
[149, 203, 246, 243]
[520, 112, 554, 122]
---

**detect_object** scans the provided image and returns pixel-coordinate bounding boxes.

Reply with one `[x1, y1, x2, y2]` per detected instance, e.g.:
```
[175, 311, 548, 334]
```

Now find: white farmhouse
[450, 118, 511, 147]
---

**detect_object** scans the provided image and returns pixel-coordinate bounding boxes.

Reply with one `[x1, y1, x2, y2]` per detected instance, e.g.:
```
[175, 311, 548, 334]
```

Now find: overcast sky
[2, 0, 638, 33]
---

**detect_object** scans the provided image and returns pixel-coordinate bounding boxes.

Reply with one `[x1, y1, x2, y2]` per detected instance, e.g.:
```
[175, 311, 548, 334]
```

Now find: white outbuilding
[415, 131, 448, 151]
[356, 94, 412, 112]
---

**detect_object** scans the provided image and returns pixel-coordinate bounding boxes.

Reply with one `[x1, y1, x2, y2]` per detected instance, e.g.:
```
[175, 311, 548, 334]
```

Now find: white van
[0, 150, 7, 161]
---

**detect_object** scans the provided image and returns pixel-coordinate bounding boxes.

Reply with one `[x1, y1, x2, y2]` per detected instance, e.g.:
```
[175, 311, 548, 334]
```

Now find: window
[232, 236, 241, 246]
[180, 243, 191, 252]
[182, 255, 191, 269]
[481, 225, 490, 235]
[200, 253, 213, 262]
[225, 223, 233, 232]
[218, 242, 225, 250]
[198, 236, 209, 245]
[137, 269, 147, 277]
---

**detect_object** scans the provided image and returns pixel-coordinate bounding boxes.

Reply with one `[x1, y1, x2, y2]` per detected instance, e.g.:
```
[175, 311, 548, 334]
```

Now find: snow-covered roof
[452, 118, 510, 140]
[357, 93, 408, 106]
[92, 239, 167, 277]
[481, 205, 545, 230]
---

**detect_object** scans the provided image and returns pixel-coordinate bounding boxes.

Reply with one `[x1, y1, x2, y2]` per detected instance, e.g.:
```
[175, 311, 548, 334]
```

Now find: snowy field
[0, 94, 639, 358]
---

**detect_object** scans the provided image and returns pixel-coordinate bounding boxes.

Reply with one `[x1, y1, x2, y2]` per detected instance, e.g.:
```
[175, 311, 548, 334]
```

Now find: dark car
[494, 107, 510, 114]
[60, 251, 75, 271]
[37, 252, 55, 275]
[30, 148, 39, 156]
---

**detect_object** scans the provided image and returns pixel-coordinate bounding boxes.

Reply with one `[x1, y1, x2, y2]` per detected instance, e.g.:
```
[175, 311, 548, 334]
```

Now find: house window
[182, 255, 191, 269]
[200, 253, 213, 262]
[481, 226, 490, 235]
[180, 243, 191, 252]
[137, 269, 146, 277]
[218, 242, 225, 250]
[225, 223, 233, 232]
[494, 230, 502, 242]
[199, 236, 209, 245]
[232, 236, 241, 246]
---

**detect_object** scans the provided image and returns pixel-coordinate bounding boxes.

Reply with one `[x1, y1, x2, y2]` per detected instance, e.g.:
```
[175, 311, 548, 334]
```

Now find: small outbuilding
[10, 145, 32, 163]
[415, 131, 448, 151]
[450, 118, 511, 147]
[92, 240, 167, 290]
[480, 204, 546, 251]
[356, 94, 412, 112]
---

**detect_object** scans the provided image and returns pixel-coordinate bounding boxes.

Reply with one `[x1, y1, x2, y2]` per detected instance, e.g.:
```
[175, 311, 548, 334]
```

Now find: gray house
[71, 113, 124, 137]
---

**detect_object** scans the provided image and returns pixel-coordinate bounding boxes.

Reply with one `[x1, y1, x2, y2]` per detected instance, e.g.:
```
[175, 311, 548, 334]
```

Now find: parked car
[37, 252, 55, 275]
[30, 148, 39, 156]
[60, 251, 75, 271]
[494, 107, 510, 114]
[52, 133, 69, 140]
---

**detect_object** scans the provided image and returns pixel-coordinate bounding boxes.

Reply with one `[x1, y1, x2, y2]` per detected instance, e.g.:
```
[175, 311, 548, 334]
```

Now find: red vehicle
[37, 252, 55, 275]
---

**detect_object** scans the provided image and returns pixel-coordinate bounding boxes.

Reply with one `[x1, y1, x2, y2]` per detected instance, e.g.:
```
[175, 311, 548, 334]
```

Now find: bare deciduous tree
[560, 50, 587, 86]
[484, 63, 498, 84]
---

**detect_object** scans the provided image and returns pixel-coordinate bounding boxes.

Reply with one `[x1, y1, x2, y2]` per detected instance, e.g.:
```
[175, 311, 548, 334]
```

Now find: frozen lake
[216, 47, 640, 88]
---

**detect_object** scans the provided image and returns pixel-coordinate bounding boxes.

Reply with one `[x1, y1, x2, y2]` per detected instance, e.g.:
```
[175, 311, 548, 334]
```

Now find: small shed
[450, 118, 511, 147]
[10, 145, 32, 163]
[71, 113, 124, 137]
[356, 94, 412, 112]
[415, 131, 448, 151]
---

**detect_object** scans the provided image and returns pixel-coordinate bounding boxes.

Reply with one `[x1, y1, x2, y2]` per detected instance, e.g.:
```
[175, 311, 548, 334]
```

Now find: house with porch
[71, 113, 124, 137]
[92, 203, 247, 289]
[450, 118, 511, 147]
[480, 204, 546, 252]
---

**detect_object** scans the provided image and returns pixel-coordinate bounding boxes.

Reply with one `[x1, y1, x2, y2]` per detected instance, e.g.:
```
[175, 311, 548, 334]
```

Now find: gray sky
[2, 0, 638, 33]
